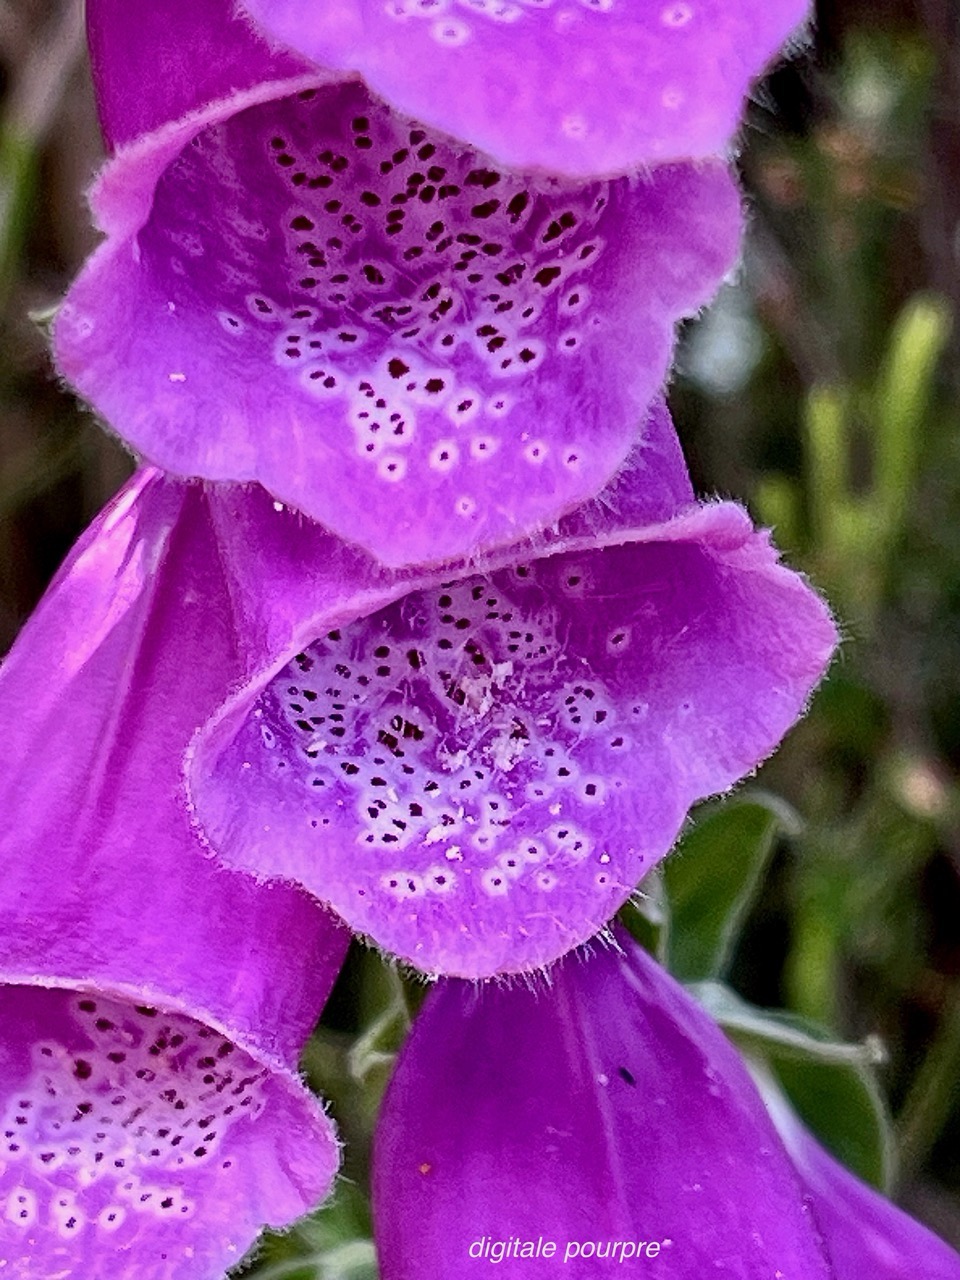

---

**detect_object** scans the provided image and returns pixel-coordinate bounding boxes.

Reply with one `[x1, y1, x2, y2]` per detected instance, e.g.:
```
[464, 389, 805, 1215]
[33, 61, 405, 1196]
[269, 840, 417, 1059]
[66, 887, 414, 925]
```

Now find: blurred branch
[0, 0, 85, 306]
[749, 221, 845, 387]
[897, 978, 960, 1186]
[0, 430, 88, 522]
[756, 292, 951, 627]
[0, 2, 30, 68]
[5, 0, 84, 140]
[917, 0, 960, 385]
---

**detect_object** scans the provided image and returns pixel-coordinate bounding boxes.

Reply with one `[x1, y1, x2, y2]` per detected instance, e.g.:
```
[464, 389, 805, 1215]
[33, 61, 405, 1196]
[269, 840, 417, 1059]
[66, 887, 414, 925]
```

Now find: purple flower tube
[86, 0, 306, 151]
[765, 1084, 960, 1279]
[55, 0, 742, 568]
[0, 470, 349, 1277]
[239, 0, 811, 177]
[188, 402, 837, 977]
[372, 929, 834, 1277]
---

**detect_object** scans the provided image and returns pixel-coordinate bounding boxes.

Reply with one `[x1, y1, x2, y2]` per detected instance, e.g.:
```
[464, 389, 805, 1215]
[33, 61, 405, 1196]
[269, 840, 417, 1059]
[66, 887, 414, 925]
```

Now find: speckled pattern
[241, 0, 810, 174]
[54, 81, 740, 566]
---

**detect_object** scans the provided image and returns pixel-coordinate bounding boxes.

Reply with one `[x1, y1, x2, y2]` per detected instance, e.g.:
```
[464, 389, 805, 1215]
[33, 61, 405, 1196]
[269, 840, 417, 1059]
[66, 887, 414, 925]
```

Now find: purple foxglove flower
[55, 0, 742, 568]
[87, 0, 307, 151]
[188, 402, 837, 977]
[0, 468, 350, 1278]
[372, 928, 834, 1277]
[238, 0, 810, 178]
[765, 1086, 960, 1279]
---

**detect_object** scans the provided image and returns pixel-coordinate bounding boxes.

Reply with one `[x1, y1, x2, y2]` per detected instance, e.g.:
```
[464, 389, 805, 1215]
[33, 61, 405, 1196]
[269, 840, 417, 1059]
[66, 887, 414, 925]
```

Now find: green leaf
[239, 1183, 379, 1279]
[873, 293, 952, 531]
[347, 963, 411, 1089]
[691, 982, 892, 1190]
[300, 949, 419, 1185]
[775, 1053, 893, 1192]
[0, 129, 38, 308]
[690, 981, 881, 1066]
[663, 795, 794, 982]
[804, 385, 850, 555]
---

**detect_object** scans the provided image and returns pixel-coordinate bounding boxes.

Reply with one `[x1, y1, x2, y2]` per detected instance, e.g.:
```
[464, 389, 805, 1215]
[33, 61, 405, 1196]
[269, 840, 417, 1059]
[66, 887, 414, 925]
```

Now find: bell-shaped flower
[0, 469, 350, 1278]
[188, 401, 837, 977]
[764, 1080, 960, 1279]
[238, 0, 811, 178]
[55, 0, 742, 568]
[372, 928, 836, 1277]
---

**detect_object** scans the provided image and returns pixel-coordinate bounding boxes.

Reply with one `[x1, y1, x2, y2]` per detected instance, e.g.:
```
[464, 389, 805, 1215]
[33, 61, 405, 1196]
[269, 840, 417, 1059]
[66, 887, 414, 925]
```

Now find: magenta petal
[0, 470, 348, 1275]
[190, 414, 836, 977]
[0, 988, 328, 1278]
[86, 0, 308, 150]
[53, 71, 741, 566]
[241, 0, 810, 176]
[372, 931, 832, 1277]
[768, 1095, 960, 1279]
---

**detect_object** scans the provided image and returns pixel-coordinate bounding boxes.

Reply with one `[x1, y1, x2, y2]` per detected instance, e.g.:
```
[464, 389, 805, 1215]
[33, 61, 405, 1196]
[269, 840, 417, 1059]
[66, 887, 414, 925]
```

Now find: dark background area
[2, 0, 960, 1266]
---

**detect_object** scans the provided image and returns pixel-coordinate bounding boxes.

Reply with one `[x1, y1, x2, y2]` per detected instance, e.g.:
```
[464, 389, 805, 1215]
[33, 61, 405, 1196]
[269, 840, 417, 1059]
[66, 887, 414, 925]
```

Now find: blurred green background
[3, 0, 960, 1272]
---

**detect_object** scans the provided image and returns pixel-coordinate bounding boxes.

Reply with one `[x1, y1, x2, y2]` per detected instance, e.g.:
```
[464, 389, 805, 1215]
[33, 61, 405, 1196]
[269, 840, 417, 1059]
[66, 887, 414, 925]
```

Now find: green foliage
[774, 1052, 892, 1191]
[239, 1183, 378, 1280]
[652, 797, 895, 1194]
[692, 982, 892, 1189]
[662, 795, 795, 983]
[0, 130, 37, 310]
[238, 948, 418, 1279]
[755, 293, 952, 625]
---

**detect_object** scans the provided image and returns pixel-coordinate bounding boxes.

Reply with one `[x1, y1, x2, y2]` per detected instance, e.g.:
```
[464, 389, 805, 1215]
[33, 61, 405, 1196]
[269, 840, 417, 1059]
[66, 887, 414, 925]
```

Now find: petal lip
[72, 71, 342, 242]
[0, 973, 342, 1218]
[241, 0, 811, 177]
[53, 68, 742, 568]
[372, 928, 832, 1277]
[0, 969, 335, 1122]
[0, 980, 339, 1279]
[189, 416, 838, 978]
